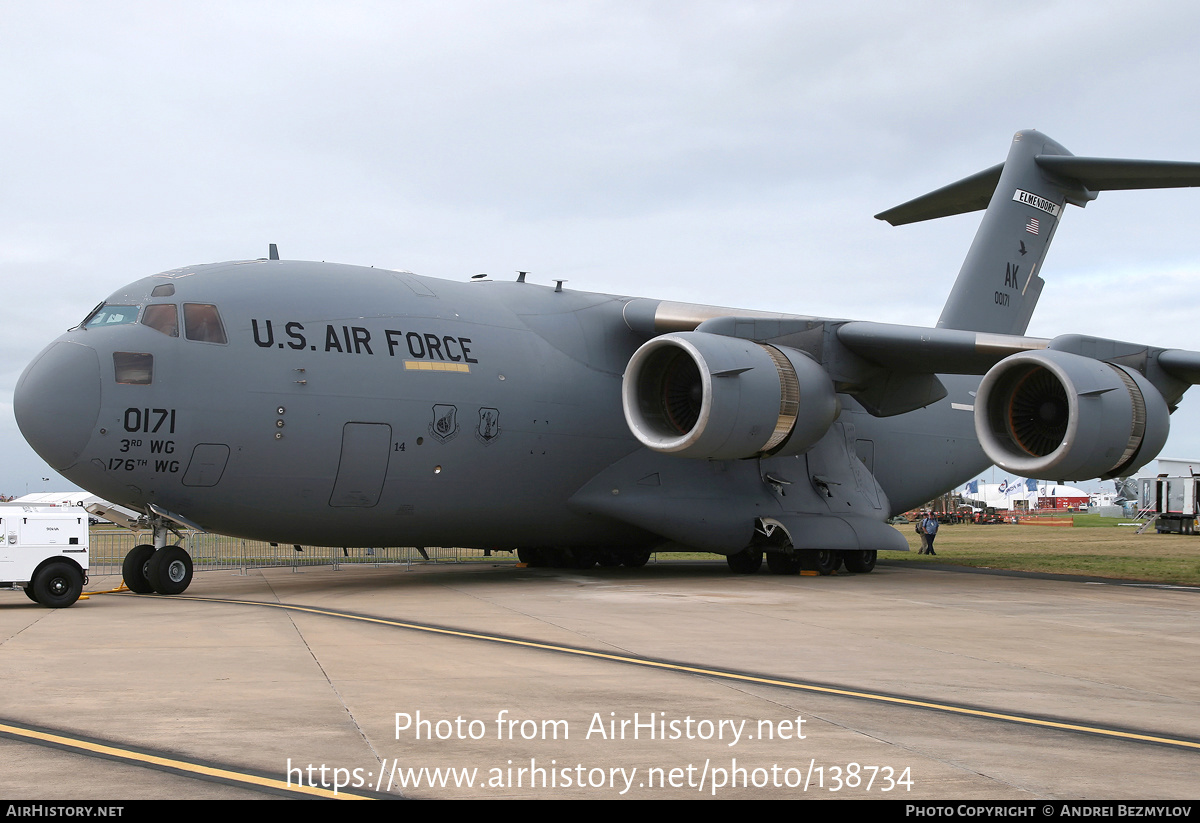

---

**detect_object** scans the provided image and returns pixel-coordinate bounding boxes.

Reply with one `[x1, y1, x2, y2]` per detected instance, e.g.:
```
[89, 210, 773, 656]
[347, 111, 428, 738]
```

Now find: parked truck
[0, 505, 89, 607]
[1140, 476, 1200, 534]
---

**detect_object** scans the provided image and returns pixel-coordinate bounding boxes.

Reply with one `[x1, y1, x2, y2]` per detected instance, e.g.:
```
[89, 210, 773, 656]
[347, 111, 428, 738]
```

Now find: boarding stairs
[1133, 507, 1159, 535]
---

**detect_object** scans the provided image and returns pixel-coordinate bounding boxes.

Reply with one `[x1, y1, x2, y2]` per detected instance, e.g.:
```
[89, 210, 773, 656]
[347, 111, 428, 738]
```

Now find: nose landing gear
[120, 513, 196, 595]
[122, 543, 195, 595]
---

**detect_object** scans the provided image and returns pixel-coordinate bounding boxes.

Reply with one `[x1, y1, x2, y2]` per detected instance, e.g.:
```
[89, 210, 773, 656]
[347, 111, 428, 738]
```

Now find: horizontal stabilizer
[1035, 156, 1200, 191]
[875, 163, 1003, 226]
[877, 154, 1200, 227]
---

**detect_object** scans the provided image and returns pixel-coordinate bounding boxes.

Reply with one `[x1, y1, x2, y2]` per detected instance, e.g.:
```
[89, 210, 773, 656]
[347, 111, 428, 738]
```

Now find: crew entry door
[329, 423, 392, 507]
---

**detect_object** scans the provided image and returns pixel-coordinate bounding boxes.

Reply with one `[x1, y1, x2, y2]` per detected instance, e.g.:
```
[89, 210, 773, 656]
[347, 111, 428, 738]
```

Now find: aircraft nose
[14, 341, 102, 471]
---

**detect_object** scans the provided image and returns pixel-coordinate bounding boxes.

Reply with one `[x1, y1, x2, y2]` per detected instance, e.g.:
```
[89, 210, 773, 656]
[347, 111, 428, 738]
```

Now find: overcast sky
[3, 1, 1200, 497]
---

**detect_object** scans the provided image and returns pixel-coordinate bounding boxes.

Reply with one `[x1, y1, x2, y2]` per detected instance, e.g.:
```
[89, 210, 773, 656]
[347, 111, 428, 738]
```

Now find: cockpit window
[141, 304, 179, 337]
[83, 304, 139, 328]
[113, 352, 153, 385]
[151, 284, 176, 297]
[183, 304, 227, 344]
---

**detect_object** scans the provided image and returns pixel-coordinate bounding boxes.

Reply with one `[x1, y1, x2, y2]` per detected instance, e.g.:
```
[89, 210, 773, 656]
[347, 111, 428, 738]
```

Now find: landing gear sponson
[737, 516, 883, 575]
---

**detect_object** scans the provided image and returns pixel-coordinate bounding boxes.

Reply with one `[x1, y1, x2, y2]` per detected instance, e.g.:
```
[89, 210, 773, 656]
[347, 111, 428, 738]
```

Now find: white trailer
[0, 504, 89, 607]
[1139, 476, 1200, 534]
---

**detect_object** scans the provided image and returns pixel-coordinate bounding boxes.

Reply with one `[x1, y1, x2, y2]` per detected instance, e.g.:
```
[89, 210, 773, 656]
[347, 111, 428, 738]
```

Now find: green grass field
[889, 517, 1200, 585]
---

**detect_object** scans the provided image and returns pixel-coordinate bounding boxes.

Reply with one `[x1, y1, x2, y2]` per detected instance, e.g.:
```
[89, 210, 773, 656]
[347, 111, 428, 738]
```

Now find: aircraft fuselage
[17, 259, 994, 554]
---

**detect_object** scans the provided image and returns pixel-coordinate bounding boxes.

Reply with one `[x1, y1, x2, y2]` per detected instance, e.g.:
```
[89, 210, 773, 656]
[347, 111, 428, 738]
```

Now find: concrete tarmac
[1, 559, 1198, 800]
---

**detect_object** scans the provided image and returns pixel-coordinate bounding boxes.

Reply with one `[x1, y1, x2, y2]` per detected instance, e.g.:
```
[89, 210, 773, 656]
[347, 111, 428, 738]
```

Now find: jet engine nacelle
[974, 349, 1169, 480]
[622, 331, 838, 460]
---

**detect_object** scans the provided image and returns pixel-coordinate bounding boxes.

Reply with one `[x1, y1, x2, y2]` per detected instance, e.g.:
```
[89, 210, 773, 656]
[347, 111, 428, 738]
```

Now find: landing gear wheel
[800, 550, 839, 575]
[726, 548, 763, 574]
[843, 550, 877, 573]
[31, 561, 83, 608]
[122, 544, 157, 593]
[621, 549, 652, 568]
[596, 550, 622, 567]
[766, 552, 801, 575]
[564, 549, 596, 569]
[517, 548, 548, 567]
[145, 545, 193, 595]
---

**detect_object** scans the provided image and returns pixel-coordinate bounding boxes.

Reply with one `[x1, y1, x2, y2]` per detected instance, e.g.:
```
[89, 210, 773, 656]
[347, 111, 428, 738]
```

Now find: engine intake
[974, 349, 1169, 480]
[622, 332, 837, 459]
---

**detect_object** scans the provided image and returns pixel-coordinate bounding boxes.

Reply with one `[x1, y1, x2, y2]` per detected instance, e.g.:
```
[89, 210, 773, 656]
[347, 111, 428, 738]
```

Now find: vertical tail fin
[876, 130, 1200, 336]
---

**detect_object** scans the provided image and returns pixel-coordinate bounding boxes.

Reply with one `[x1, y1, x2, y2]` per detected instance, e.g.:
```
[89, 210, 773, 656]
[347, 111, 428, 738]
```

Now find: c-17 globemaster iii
[15, 130, 1200, 598]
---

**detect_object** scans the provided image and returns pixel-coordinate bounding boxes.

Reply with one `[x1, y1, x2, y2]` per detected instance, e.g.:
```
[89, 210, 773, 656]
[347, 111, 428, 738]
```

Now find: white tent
[962, 481, 1089, 511]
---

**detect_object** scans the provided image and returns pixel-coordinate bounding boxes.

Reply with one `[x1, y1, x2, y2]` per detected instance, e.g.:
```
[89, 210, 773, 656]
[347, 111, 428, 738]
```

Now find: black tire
[621, 549, 652, 568]
[843, 550, 877, 573]
[726, 548, 763, 574]
[146, 545, 193, 595]
[23, 585, 40, 603]
[122, 544, 157, 593]
[517, 548, 547, 567]
[31, 561, 83, 608]
[545, 549, 579, 569]
[799, 550, 839, 576]
[766, 551, 800, 575]
[568, 549, 597, 569]
[596, 550, 622, 567]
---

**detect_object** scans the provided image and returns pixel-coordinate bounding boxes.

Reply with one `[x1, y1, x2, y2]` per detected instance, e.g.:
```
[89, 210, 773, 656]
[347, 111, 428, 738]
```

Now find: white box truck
[0, 505, 89, 607]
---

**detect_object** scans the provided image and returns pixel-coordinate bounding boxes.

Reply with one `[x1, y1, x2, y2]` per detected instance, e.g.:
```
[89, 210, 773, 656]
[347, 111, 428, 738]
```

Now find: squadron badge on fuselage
[430, 404, 459, 443]
[476, 407, 501, 445]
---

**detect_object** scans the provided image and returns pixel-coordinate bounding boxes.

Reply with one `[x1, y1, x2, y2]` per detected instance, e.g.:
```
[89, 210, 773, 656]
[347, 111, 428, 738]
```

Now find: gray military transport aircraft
[16, 130, 1200, 596]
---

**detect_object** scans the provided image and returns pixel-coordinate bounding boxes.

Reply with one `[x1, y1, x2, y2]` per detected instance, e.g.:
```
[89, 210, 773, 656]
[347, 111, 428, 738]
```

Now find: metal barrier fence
[87, 528, 516, 575]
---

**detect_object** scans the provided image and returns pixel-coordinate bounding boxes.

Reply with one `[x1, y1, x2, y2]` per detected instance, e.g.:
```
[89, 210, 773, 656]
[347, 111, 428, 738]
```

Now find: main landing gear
[726, 548, 763, 574]
[752, 549, 876, 575]
[517, 547, 652, 569]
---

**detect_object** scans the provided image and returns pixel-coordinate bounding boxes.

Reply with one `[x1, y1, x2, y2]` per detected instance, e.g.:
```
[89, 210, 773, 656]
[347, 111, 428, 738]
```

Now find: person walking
[920, 512, 940, 556]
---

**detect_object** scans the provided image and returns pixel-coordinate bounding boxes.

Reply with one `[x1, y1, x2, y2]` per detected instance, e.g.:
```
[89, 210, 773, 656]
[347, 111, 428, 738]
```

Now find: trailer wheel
[122, 544, 157, 593]
[23, 585, 39, 603]
[146, 546, 193, 595]
[32, 561, 83, 608]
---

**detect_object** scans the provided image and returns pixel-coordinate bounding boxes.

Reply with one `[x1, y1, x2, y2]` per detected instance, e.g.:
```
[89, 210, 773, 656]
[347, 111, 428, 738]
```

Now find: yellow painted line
[169, 594, 1200, 753]
[0, 721, 373, 799]
[404, 361, 470, 372]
